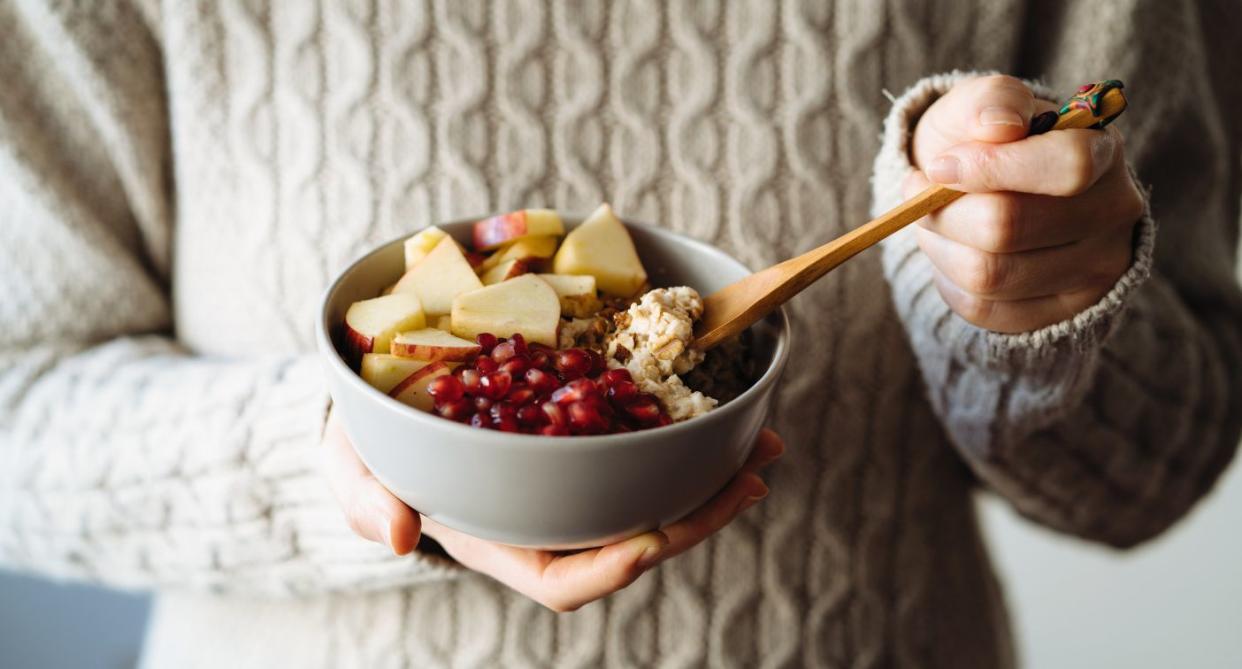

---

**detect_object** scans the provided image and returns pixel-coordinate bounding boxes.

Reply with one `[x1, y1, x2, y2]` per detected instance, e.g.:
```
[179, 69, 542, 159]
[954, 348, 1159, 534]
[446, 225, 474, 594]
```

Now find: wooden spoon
[693, 81, 1129, 350]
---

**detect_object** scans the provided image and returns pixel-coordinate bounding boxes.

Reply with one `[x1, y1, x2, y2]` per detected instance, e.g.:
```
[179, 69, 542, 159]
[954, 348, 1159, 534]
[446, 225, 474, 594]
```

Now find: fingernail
[979, 106, 1024, 127]
[637, 544, 663, 568]
[926, 156, 960, 184]
[737, 483, 769, 514]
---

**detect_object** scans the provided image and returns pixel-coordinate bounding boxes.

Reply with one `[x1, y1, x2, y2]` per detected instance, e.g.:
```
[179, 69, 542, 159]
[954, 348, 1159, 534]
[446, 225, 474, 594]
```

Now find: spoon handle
[694, 81, 1129, 350]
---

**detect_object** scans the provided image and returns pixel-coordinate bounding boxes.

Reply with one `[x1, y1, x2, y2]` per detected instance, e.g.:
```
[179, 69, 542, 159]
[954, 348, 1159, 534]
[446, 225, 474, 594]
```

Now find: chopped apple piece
[476, 235, 559, 274]
[403, 226, 449, 270]
[343, 293, 426, 361]
[391, 328, 483, 362]
[434, 315, 453, 330]
[536, 273, 601, 318]
[360, 354, 435, 394]
[389, 361, 452, 411]
[380, 283, 397, 296]
[479, 258, 531, 285]
[464, 251, 487, 268]
[552, 203, 647, 297]
[393, 236, 484, 315]
[450, 274, 561, 347]
[472, 209, 564, 251]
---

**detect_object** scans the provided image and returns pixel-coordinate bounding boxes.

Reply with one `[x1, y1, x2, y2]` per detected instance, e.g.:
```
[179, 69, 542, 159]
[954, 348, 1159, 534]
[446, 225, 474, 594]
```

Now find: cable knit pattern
[2, 1, 1240, 668]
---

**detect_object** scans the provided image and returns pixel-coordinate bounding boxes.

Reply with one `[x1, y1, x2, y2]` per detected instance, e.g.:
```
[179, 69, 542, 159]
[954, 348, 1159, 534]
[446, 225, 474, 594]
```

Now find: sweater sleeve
[0, 0, 457, 593]
[872, 63, 1242, 545]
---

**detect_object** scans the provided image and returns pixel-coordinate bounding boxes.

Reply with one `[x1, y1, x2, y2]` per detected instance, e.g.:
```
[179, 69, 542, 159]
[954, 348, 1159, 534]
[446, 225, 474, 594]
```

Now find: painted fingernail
[979, 105, 1024, 127]
[637, 544, 664, 568]
[926, 156, 960, 184]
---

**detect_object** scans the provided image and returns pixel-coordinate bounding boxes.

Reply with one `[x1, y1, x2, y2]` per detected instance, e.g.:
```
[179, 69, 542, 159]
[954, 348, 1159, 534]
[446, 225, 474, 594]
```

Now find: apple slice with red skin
[388, 361, 452, 411]
[479, 258, 531, 285]
[393, 235, 484, 315]
[472, 209, 564, 251]
[360, 353, 435, 393]
[343, 293, 426, 362]
[450, 274, 561, 347]
[391, 328, 483, 362]
[475, 235, 559, 274]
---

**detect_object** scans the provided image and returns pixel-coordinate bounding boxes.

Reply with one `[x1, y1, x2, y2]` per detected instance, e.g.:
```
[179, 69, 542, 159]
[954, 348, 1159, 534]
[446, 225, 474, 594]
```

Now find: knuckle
[979, 73, 1025, 91]
[966, 144, 1003, 190]
[543, 599, 579, 614]
[980, 196, 1021, 252]
[1060, 141, 1096, 195]
[1118, 188, 1146, 225]
[954, 292, 997, 327]
[959, 250, 1008, 295]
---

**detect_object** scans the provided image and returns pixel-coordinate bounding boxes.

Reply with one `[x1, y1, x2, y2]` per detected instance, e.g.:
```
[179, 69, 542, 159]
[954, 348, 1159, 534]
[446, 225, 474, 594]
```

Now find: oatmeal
[604, 287, 719, 422]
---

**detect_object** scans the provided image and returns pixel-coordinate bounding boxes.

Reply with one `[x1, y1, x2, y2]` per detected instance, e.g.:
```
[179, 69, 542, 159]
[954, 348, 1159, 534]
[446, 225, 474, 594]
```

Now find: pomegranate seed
[470, 412, 492, 429]
[529, 350, 550, 370]
[600, 368, 632, 387]
[611, 422, 634, 433]
[524, 368, 558, 395]
[427, 375, 464, 403]
[480, 371, 512, 399]
[495, 416, 521, 432]
[554, 348, 592, 379]
[492, 340, 518, 363]
[473, 395, 494, 412]
[607, 380, 640, 405]
[509, 333, 528, 356]
[474, 356, 499, 375]
[568, 400, 609, 434]
[508, 385, 537, 406]
[517, 404, 544, 425]
[625, 397, 662, 424]
[457, 368, 482, 394]
[499, 357, 529, 376]
[541, 401, 567, 427]
[490, 401, 518, 424]
[475, 333, 498, 354]
[437, 398, 473, 421]
[540, 424, 569, 436]
[551, 378, 598, 405]
[656, 414, 673, 427]
[587, 349, 607, 375]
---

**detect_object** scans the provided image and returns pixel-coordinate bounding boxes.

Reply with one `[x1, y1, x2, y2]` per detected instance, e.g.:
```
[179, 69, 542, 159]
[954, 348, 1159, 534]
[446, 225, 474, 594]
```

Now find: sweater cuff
[872, 71, 1156, 373]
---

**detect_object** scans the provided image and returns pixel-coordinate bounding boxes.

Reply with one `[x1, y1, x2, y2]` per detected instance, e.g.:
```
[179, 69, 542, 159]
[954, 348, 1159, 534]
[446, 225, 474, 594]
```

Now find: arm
[0, 0, 456, 594]
[872, 45, 1242, 545]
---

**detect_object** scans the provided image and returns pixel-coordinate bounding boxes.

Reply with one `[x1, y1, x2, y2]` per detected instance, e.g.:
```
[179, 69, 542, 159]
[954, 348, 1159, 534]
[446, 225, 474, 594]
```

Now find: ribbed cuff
[871, 71, 1156, 372]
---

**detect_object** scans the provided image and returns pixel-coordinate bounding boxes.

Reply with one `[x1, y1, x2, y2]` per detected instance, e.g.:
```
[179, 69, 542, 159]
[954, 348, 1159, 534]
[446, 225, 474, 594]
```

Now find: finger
[926, 125, 1123, 195]
[903, 165, 1145, 253]
[745, 428, 785, 471]
[422, 516, 667, 613]
[913, 75, 1040, 168]
[931, 266, 1120, 333]
[915, 223, 1133, 301]
[322, 411, 421, 555]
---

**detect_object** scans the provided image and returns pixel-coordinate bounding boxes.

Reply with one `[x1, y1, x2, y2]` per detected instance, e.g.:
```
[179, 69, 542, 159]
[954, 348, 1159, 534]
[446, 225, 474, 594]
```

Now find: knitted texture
[1, 1, 1240, 668]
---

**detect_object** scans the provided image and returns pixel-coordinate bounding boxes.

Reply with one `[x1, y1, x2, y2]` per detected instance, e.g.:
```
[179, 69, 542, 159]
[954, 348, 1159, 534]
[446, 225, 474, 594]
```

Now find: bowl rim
[316, 214, 791, 455]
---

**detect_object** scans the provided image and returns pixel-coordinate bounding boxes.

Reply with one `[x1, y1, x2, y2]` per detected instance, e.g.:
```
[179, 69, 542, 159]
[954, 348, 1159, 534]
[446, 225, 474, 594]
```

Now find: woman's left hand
[907, 75, 1146, 333]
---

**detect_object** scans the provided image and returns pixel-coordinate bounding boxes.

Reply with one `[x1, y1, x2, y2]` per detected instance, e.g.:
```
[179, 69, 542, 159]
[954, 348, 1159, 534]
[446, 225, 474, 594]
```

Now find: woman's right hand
[322, 409, 783, 612]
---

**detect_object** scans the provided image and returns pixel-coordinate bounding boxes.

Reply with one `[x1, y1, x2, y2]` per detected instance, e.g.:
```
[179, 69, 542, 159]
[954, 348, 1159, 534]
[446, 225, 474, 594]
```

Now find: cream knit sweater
[2, 1, 1240, 667]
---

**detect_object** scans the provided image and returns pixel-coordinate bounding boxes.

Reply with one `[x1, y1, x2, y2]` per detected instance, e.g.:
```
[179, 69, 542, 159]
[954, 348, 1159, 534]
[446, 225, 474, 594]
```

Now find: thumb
[914, 75, 1036, 168]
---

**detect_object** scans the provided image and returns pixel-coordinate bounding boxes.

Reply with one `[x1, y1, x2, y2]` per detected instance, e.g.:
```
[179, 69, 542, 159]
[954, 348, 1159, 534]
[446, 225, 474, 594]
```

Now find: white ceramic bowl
[317, 215, 790, 549]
